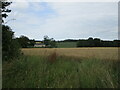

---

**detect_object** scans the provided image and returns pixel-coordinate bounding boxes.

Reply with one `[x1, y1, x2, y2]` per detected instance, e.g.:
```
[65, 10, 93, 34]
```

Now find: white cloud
[30, 3, 45, 11]
[10, 2, 30, 10]
[7, 2, 118, 40]
[10, 0, 119, 2]
[33, 2, 118, 40]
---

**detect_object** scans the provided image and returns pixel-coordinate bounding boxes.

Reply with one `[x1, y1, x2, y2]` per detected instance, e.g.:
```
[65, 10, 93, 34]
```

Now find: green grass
[3, 55, 120, 88]
[57, 42, 76, 48]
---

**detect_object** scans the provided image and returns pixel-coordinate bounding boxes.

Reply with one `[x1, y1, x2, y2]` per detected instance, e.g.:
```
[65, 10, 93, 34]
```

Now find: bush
[2, 25, 21, 61]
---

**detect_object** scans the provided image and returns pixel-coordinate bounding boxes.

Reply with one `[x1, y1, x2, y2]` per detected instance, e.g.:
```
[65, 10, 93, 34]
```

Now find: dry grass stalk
[47, 51, 57, 63]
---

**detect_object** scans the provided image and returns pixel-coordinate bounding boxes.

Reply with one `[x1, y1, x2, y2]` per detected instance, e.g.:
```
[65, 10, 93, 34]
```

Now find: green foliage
[2, 25, 21, 61]
[3, 55, 119, 88]
[28, 39, 35, 47]
[77, 37, 120, 47]
[49, 38, 57, 48]
[88, 37, 94, 46]
[43, 35, 57, 48]
[16, 35, 35, 48]
[1, 1, 12, 23]
[43, 35, 50, 46]
[2, 1, 21, 61]
[57, 38, 120, 48]
[16, 35, 29, 48]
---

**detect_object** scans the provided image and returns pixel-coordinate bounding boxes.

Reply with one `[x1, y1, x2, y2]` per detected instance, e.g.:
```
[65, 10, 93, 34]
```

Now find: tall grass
[3, 54, 119, 88]
[22, 48, 118, 60]
[47, 52, 57, 63]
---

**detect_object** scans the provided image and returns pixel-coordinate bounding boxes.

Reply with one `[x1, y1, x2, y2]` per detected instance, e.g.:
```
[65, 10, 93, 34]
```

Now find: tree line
[76, 37, 120, 47]
[14, 35, 57, 48]
[16, 36, 35, 48]
[57, 38, 120, 47]
[14, 36, 120, 48]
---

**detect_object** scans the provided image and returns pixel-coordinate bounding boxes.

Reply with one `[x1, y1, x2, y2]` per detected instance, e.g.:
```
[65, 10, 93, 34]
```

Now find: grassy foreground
[3, 53, 120, 88]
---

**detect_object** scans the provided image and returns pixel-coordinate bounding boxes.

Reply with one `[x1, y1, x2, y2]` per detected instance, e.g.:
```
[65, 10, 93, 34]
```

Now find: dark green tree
[77, 40, 89, 47]
[1, 1, 21, 61]
[49, 38, 57, 48]
[94, 38, 101, 47]
[1, 1, 12, 23]
[16, 35, 29, 48]
[88, 37, 94, 47]
[43, 35, 56, 48]
[29, 39, 35, 47]
[2, 25, 20, 60]
[43, 35, 50, 47]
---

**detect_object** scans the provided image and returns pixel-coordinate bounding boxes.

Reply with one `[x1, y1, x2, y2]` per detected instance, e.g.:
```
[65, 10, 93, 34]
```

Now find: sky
[5, 1, 118, 41]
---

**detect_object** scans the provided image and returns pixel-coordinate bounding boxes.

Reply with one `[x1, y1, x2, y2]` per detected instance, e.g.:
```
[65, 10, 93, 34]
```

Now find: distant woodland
[15, 36, 120, 48]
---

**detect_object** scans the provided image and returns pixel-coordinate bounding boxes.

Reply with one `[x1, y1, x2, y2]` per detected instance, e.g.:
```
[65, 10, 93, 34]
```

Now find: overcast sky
[6, 2, 118, 40]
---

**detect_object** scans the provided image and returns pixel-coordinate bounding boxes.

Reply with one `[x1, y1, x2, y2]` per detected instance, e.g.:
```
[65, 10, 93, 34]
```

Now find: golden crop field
[22, 47, 119, 60]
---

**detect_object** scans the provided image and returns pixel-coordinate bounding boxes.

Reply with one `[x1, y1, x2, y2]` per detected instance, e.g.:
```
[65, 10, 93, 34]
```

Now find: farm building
[34, 42, 46, 47]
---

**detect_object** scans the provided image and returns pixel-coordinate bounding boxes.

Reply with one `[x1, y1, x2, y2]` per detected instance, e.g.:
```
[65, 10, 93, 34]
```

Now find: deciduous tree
[1, 1, 21, 61]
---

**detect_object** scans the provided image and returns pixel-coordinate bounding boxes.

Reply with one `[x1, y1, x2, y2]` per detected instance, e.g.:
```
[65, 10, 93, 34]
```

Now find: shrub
[2, 25, 21, 61]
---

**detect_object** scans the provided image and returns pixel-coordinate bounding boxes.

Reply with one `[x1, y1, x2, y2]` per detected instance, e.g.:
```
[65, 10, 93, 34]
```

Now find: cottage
[34, 42, 46, 47]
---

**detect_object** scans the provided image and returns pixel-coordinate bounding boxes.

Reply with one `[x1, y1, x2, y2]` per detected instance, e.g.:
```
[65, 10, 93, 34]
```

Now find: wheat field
[22, 47, 119, 60]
